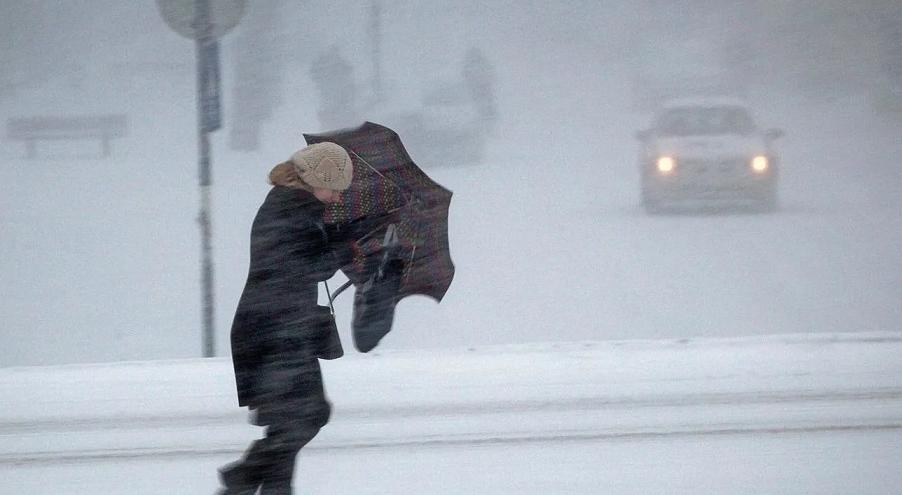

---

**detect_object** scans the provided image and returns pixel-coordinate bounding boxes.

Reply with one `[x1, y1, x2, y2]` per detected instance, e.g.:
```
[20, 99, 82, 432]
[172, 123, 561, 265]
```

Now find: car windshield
[656, 106, 756, 136]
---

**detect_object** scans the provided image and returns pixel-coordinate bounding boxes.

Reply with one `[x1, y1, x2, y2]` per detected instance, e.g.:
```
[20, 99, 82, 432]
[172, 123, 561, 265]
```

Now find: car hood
[651, 135, 769, 160]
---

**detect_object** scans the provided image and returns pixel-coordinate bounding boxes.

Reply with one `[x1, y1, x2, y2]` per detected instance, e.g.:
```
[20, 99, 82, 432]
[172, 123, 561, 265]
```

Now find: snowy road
[2, 333, 901, 493]
[3, 428, 901, 494]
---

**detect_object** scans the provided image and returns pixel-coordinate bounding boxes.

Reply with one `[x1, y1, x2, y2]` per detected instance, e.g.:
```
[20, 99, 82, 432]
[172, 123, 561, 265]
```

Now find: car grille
[681, 158, 748, 178]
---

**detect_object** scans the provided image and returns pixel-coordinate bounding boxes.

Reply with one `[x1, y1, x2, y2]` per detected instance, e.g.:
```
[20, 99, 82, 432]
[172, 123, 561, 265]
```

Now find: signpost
[157, 0, 245, 358]
[200, 40, 222, 133]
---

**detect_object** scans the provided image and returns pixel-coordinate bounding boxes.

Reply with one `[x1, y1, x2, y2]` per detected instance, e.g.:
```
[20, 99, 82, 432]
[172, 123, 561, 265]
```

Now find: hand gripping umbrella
[304, 122, 455, 351]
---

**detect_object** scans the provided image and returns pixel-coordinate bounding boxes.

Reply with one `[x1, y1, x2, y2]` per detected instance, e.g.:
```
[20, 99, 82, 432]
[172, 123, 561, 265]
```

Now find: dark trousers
[221, 357, 331, 495]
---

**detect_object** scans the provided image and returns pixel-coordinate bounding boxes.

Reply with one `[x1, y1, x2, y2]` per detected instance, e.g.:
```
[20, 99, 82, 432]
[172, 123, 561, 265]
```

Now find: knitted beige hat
[290, 142, 353, 191]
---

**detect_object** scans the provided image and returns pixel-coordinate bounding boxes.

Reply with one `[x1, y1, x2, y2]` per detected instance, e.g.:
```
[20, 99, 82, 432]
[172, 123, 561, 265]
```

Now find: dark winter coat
[230, 186, 343, 407]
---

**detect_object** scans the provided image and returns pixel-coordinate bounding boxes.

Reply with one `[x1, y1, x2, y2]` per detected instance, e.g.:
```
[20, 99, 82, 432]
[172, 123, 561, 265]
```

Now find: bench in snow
[7, 114, 128, 158]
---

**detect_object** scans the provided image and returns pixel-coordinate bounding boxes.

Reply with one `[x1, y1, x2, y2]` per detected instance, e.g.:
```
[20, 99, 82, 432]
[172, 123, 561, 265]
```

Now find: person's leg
[220, 407, 326, 493]
[217, 452, 261, 494]
[256, 422, 322, 494]
[244, 358, 331, 494]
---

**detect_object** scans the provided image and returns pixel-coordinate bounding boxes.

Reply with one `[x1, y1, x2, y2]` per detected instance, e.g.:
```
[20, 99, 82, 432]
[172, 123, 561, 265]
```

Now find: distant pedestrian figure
[462, 46, 498, 127]
[310, 45, 359, 130]
[217, 142, 354, 495]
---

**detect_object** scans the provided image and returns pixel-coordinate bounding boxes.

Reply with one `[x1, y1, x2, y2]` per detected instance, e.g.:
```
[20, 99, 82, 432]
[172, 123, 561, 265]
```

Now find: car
[393, 81, 489, 167]
[635, 98, 784, 213]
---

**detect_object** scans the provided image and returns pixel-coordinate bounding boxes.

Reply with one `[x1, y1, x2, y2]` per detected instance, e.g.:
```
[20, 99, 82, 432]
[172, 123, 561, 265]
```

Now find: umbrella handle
[328, 222, 400, 305]
[329, 279, 354, 304]
[378, 224, 400, 278]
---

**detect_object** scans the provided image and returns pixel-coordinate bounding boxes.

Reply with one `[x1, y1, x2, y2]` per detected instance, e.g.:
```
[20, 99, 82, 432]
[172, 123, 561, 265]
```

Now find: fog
[1, 0, 900, 367]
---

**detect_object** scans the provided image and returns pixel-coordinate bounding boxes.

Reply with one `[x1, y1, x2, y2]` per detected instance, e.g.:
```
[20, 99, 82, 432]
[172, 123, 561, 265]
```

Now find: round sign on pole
[156, 0, 246, 40]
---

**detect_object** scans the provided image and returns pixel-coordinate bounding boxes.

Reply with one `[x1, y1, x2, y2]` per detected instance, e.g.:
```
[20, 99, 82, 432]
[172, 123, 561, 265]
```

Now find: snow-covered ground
[5, 431, 902, 494]
[1, 332, 901, 493]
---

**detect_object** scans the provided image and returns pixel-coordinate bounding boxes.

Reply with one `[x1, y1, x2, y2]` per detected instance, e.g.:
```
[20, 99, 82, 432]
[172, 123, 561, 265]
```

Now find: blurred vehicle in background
[636, 98, 784, 213]
[395, 81, 489, 167]
[387, 48, 497, 168]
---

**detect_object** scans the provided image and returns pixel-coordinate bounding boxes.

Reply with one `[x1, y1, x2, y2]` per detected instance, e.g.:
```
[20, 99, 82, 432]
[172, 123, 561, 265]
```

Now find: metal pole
[195, 0, 216, 358]
[198, 132, 215, 358]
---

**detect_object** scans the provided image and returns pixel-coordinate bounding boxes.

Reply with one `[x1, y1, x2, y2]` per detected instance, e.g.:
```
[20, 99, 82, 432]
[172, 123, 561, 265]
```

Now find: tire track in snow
[4, 386, 902, 434]
[3, 422, 902, 465]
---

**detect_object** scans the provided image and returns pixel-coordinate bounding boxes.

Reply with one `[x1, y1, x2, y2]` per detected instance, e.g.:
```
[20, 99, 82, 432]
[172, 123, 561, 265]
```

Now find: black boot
[217, 463, 260, 495]
[259, 478, 292, 495]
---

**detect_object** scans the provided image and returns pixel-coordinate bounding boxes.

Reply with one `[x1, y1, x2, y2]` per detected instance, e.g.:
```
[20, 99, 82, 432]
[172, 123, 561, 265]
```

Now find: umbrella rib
[347, 149, 413, 204]
[404, 245, 416, 283]
[353, 207, 405, 244]
[347, 149, 390, 184]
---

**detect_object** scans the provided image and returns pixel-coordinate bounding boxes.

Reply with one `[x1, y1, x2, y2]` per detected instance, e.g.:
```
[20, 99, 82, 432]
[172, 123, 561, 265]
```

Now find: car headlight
[751, 155, 769, 173]
[656, 156, 676, 174]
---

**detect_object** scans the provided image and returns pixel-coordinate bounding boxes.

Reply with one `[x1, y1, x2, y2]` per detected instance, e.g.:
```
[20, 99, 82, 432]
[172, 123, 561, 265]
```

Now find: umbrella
[304, 122, 455, 349]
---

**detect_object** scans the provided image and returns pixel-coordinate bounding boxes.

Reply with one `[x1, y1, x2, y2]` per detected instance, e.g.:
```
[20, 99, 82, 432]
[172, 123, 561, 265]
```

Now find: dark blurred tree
[866, 0, 902, 112]
[0, 3, 75, 99]
[367, 0, 384, 105]
[877, 5, 902, 86]
[461, 47, 498, 127]
[228, 1, 287, 151]
[309, 45, 359, 131]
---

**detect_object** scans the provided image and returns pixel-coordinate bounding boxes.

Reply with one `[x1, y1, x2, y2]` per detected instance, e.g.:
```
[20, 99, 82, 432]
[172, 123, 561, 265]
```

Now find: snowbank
[1, 332, 900, 463]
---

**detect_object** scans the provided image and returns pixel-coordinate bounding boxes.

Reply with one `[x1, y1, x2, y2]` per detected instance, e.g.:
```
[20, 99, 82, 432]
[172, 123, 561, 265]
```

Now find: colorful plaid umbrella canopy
[304, 122, 455, 302]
